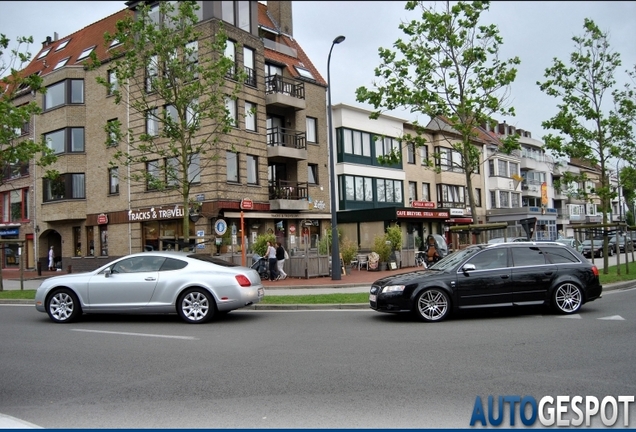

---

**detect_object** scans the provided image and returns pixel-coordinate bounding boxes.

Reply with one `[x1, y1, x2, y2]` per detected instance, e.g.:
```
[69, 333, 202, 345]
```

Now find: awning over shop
[223, 211, 332, 219]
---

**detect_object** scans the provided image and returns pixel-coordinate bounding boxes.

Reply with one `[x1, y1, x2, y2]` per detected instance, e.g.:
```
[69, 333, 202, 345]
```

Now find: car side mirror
[104, 268, 111, 278]
[462, 263, 476, 272]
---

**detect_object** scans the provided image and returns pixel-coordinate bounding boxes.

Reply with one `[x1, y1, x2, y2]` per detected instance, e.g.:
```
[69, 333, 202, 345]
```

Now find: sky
[2, 1, 635, 141]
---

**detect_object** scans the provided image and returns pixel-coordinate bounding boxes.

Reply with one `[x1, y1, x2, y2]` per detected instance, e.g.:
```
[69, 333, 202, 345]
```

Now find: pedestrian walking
[276, 242, 288, 280]
[48, 246, 55, 271]
[266, 241, 279, 281]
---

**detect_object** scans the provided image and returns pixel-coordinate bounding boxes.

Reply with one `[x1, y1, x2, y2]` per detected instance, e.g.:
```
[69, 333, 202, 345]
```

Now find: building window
[295, 66, 315, 79]
[146, 160, 161, 190]
[407, 143, 416, 164]
[308, 164, 318, 185]
[53, 57, 70, 70]
[498, 159, 508, 177]
[146, 54, 158, 92]
[226, 151, 239, 182]
[306, 117, 317, 143]
[499, 191, 510, 207]
[55, 40, 70, 51]
[76, 46, 95, 62]
[375, 136, 400, 159]
[2, 189, 29, 222]
[86, 226, 95, 256]
[436, 147, 463, 173]
[238, 1, 251, 31]
[437, 184, 466, 207]
[224, 40, 236, 78]
[37, 48, 51, 59]
[243, 46, 256, 87]
[106, 119, 119, 147]
[109, 167, 119, 194]
[245, 101, 256, 131]
[409, 181, 417, 203]
[511, 192, 520, 207]
[186, 41, 198, 79]
[44, 128, 84, 154]
[247, 155, 258, 184]
[3, 161, 29, 180]
[107, 69, 118, 95]
[376, 179, 403, 203]
[343, 175, 373, 202]
[475, 188, 482, 207]
[188, 153, 201, 183]
[43, 173, 85, 201]
[99, 225, 108, 256]
[490, 191, 497, 208]
[339, 128, 372, 156]
[420, 146, 429, 164]
[73, 226, 81, 256]
[225, 97, 237, 127]
[146, 108, 158, 136]
[422, 183, 430, 202]
[509, 162, 519, 177]
[43, 79, 84, 110]
[488, 160, 495, 177]
[221, 0, 235, 25]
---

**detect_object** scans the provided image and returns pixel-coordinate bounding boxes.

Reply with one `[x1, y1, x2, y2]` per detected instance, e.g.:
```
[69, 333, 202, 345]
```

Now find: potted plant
[385, 225, 403, 268]
[340, 237, 358, 271]
[373, 234, 392, 271]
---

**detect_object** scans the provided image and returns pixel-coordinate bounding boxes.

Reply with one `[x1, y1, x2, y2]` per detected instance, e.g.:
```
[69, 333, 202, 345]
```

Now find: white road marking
[71, 329, 198, 340]
[598, 315, 625, 320]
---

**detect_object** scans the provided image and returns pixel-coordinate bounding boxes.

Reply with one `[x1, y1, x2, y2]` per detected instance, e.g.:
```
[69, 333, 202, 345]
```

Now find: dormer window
[37, 48, 51, 59]
[109, 38, 122, 48]
[295, 66, 314, 80]
[76, 46, 95, 62]
[55, 39, 70, 51]
[54, 57, 70, 70]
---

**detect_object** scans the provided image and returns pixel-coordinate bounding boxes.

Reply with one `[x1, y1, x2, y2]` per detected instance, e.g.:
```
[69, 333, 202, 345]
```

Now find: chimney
[42, 36, 52, 47]
[54, 32, 59, 41]
[268, 1, 293, 37]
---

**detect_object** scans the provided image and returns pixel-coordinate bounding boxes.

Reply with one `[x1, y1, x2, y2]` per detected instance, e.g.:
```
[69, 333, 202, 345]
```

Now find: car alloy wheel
[46, 288, 81, 323]
[553, 283, 583, 314]
[178, 288, 214, 324]
[413, 288, 450, 322]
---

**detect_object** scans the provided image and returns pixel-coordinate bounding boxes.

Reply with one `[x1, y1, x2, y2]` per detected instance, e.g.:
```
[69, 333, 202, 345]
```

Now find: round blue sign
[214, 219, 227, 236]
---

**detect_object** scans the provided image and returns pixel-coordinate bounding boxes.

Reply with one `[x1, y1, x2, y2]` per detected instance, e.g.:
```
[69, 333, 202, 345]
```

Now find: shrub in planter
[340, 237, 358, 266]
[373, 234, 392, 264]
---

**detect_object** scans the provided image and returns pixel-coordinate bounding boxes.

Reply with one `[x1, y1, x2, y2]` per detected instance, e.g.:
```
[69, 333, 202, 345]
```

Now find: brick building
[3, 1, 330, 271]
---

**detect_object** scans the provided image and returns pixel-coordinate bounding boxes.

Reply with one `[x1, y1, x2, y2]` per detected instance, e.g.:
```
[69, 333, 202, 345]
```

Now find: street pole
[327, 35, 345, 280]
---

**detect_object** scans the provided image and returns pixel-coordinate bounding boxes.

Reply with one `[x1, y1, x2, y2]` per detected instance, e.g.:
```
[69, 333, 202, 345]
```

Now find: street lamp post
[617, 160, 623, 223]
[328, 35, 345, 280]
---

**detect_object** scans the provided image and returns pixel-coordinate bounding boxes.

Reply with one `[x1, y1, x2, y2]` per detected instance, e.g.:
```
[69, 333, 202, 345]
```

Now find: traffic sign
[214, 219, 227, 236]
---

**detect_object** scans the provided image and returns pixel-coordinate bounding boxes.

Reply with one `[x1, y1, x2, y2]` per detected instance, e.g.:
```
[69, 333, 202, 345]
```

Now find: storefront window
[142, 220, 195, 251]
[86, 226, 94, 256]
[73, 226, 81, 256]
[100, 225, 108, 256]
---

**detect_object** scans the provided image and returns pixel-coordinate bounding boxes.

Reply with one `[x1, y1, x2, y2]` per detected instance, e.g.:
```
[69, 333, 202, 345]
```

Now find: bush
[373, 234, 392, 263]
[385, 225, 403, 251]
[318, 227, 342, 255]
[252, 233, 276, 257]
[340, 237, 358, 265]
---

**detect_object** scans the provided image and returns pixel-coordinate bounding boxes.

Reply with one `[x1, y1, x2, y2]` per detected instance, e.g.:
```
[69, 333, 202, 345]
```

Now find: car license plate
[369, 294, 376, 302]
[258, 288, 264, 298]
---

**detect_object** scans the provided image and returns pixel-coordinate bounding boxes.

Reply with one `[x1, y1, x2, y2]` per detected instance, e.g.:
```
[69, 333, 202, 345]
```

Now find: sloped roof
[20, 9, 130, 79]
[258, 2, 326, 87]
[426, 116, 504, 146]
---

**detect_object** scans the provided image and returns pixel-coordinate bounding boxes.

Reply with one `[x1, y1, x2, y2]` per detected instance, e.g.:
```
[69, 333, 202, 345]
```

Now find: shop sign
[397, 210, 449, 218]
[450, 208, 465, 216]
[128, 206, 185, 221]
[412, 201, 435, 208]
[240, 198, 253, 210]
[289, 225, 296, 234]
[97, 213, 109, 224]
[0, 228, 19, 236]
[214, 219, 228, 236]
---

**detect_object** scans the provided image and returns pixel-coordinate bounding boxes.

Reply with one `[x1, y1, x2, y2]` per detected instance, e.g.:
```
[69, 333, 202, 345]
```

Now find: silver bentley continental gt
[35, 251, 264, 324]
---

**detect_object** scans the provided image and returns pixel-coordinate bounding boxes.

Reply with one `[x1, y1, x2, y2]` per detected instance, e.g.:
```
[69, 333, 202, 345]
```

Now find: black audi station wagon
[369, 242, 602, 322]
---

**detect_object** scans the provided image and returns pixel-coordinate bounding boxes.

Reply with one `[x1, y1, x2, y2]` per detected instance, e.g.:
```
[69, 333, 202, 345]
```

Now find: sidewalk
[0, 265, 419, 294]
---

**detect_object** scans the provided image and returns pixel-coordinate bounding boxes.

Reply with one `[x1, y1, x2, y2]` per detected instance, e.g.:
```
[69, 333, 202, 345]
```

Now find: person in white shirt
[266, 241, 279, 281]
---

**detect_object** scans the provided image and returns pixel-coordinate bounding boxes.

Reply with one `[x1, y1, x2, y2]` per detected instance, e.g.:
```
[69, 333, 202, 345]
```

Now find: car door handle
[145, 277, 156, 281]
[544, 272, 554, 276]
[500, 275, 509, 279]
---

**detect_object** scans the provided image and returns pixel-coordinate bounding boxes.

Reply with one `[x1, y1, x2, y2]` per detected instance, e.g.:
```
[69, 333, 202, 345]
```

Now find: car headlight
[382, 285, 405, 293]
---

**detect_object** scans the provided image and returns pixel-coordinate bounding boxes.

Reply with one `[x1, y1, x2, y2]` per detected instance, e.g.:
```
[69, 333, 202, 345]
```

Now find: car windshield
[428, 246, 484, 271]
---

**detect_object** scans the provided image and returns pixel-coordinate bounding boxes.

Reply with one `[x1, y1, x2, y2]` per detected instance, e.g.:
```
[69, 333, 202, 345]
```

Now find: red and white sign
[289, 225, 296, 234]
[412, 201, 436, 208]
[97, 213, 108, 224]
[240, 198, 253, 210]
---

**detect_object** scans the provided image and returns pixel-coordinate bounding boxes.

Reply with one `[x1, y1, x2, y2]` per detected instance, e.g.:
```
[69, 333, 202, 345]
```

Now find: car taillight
[592, 266, 599, 277]
[235, 275, 252, 287]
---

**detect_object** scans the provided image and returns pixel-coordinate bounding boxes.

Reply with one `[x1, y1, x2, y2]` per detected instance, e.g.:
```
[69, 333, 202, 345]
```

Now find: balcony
[267, 127, 307, 161]
[269, 180, 309, 211]
[521, 181, 542, 197]
[265, 75, 306, 110]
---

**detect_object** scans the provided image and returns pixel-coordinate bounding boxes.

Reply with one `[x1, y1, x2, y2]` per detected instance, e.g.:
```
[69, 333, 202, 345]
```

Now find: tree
[0, 35, 56, 291]
[537, 19, 636, 272]
[355, 1, 520, 221]
[89, 1, 245, 249]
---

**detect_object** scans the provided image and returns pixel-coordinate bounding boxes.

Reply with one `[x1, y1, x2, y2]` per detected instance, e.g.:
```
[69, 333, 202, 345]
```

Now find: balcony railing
[268, 180, 308, 201]
[265, 75, 305, 100]
[267, 127, 306, 150]
[244, 66, 256, 87]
